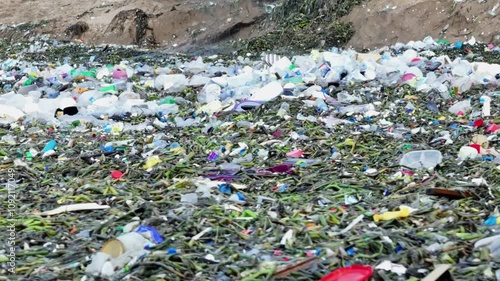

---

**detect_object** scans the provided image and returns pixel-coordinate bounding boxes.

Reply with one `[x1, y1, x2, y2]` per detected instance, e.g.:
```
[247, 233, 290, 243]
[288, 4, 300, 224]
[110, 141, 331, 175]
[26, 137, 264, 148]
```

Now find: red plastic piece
[111, 170, 124, 179]
[486, 123, 500, 133]
[273, 130, 283, 139]
[401, 73, 416, 82]
[473, 119, 484, 127]
[113, 68, 128, 80]
[469, 144, 481, 154]
[320, 265, 374, 281]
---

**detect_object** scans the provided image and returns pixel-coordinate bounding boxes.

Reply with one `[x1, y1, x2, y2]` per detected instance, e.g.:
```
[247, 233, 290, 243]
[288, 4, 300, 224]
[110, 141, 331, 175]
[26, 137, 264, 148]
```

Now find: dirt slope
[0, 0, 498, 51]
[345, 0, 500, 49]
[0, 0, 270, 51]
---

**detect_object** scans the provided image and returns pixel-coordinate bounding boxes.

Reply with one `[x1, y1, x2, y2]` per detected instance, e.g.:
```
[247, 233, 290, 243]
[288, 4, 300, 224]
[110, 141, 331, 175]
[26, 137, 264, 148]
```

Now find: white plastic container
[399, 150, 443, 170]
[448, 100, 471, 115]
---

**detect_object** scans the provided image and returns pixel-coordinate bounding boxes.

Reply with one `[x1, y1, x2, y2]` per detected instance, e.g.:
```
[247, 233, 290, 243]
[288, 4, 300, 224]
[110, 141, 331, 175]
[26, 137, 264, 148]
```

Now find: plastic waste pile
[85, 225, 163, 277]
[0, 37, 498, 127]
[1, 36, 500, 280]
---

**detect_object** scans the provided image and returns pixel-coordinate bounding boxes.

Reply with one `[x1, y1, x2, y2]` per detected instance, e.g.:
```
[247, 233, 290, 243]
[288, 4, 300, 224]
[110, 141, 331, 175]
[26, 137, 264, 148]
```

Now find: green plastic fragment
[23, 79, 33, 86]
[159, 97, 176, 105]
[242, 210, 258, 218]
[99, 85, 117, 93]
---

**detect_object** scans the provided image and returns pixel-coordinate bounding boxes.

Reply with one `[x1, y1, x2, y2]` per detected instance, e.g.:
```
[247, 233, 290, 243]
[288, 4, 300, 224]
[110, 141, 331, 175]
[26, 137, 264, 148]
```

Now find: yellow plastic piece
[170, 147, 186, 155]
[497, 217, 500, 225]
[225, 142, 232, 152]
[144, 79, 154, 88]
[373, 207, 410, 222]
[143, 156, 161, 169]
[310, 50, 321, 61]
[76, 87, 89, 94]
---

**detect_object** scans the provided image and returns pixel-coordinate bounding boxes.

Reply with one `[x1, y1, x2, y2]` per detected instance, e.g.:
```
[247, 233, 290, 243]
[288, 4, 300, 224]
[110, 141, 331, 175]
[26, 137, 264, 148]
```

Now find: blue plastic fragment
[484, 217, 497, 226]
[218, 184, 232, 194]
[427, 101, 439, 112]
[346, 247, 356, 255]
[101, 144, 114, 152]
[483, 156, 494, 161]
[236, 192, 246, 201]
[395, 245, 404, 253]
[42, 140, 57, 153]
[136, 225, 164, 244]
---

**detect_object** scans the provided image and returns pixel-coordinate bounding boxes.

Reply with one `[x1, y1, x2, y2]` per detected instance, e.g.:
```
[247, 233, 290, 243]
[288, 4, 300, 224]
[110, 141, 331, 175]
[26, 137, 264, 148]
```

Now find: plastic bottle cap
[111, 170, 124, 179]
[101, 238, 125, 258]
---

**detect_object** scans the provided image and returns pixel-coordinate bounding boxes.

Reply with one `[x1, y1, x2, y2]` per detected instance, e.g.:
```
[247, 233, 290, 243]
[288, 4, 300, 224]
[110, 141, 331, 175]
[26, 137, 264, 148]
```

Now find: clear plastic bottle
[337, 91, 361, 103]
[236, 121, 253, 128]
[448, 100, 471, 115]
[277, 102, 289, 117]
[399, 150, 443, 170]
[152, 133, 167, 150]
[315, 99, 328, 113]
[79, 90, 104, 106]
[480, 96, 491, 117]
[338, 104, 375, 114]
[198, 83, 221, 104]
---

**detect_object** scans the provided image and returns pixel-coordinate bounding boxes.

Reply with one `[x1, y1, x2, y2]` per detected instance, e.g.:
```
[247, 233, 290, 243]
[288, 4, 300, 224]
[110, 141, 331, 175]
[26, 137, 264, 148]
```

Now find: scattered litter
[375, 260, 407, 276]
[40, 203, 110, 216]
[1, 32, 500, 280]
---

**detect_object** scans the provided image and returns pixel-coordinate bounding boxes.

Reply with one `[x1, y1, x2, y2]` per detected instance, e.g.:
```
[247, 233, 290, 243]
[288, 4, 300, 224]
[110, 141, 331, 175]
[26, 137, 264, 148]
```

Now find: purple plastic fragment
[232, 100, 263, 112]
